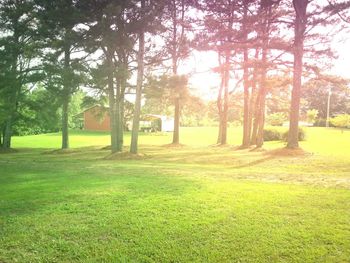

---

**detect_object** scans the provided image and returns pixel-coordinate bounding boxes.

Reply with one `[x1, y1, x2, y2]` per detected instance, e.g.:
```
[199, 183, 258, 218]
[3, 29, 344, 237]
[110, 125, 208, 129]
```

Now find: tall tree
[163, 0, 192, 145]
[287, 0, 309, 148]
[0, 0, 42, 149]
[195, 0, 238, 145]
[130, 0, 146, 154]
[37, 0, 86, 149]
[81, 0, 143, 153]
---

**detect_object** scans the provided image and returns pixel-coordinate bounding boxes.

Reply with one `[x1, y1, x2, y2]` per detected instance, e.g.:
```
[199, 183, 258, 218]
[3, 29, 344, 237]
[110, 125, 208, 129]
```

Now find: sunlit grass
[1, 126, 350, 262]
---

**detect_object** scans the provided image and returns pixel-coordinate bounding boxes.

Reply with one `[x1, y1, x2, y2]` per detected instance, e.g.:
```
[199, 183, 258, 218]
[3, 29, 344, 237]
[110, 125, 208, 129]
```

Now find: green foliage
[302, 78, 350, 119]
[263, 128, 283, 141]
[266, 112, 287, 126]
[12, 87, 61, 136]
[330, 114, 350, 129]
[282, 128, 306, 142]
[263, 127, 306, 142]
[306, 109, 319, 125]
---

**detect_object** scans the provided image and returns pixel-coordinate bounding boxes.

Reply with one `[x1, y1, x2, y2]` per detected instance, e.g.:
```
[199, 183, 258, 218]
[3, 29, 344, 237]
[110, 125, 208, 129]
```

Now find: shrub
[266, 112, 287, 126]
[263, 128, 283, 141]
[314, 118, 327, 127]
[282, 128, 306, 141]
[306, 109, 318, 125]
[330, 114, 350, 129]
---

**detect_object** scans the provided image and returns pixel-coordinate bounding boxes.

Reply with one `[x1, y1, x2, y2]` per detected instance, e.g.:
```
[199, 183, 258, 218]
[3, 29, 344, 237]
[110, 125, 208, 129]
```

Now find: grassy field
[1, 127, 350, 262]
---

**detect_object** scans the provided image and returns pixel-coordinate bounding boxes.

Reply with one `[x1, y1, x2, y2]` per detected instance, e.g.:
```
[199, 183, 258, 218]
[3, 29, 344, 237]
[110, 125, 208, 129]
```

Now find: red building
[81, 105, 174, 132]
[83, 105, 110, 131]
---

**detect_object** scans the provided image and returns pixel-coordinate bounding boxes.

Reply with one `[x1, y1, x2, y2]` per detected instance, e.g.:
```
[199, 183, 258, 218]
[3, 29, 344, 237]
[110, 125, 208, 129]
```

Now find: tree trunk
[130, 0, 145, 154]
[2, 116, 13, 149]
[250, 90, 261, 145]
[242, 3, 251, 148]
[61, 42, 71, 149]
[256, 44, 268, 148]
[288, 0, 308, 149]
[106, 48, 118, 153]
[2, 92, 17, 149]
[117, 93, 124, 152]
[0, 127, 2, 146]
[248, 49, 260, 145]
[220, 57, 229, 145]
[172, 96, 180, 144]
[256, 91, 266, 148]
[172, 52, 180, 144]
[61, 92, 70, 149]
[216, 60, 224, 144]
[242, 49, 250, 147]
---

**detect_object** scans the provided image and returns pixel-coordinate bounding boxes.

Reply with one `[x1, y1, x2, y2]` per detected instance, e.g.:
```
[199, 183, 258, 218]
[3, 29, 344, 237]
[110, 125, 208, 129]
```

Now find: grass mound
[43, 148, 80, 155]
[266, 147, 311, 157]
[103, 151, 150, 160]
[0, 148, 18, 154]
[162, 142, 186, 148]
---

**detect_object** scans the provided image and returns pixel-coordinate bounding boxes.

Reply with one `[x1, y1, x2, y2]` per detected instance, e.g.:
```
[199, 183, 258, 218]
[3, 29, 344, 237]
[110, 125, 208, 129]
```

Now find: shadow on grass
[0, 153, 201, 217]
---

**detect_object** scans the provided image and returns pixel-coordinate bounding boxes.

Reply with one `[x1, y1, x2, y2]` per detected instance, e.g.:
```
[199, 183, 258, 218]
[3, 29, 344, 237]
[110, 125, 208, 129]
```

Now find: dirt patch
[43, 149, 80, 155]
[101, 145, 111, 150]
[249, 147, 267, 153]
[0, 148, 19, 154]
[104, 152, 150, 160]
[209, 143, 233, 148]
[162, 143, 186, 148]
[266, 147, 311, 157]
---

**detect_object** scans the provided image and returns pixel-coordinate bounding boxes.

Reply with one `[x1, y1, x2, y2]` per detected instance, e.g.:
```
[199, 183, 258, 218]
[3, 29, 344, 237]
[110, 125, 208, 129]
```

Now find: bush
[282, 128, 306, 141]
[266, 112, 287, 126]
[263, 127, 306, 142]
[314, 118, 327, 127]
[330, 114, 350, 129]
[263, 128, 283, 141]
[306, 109, 318, 125]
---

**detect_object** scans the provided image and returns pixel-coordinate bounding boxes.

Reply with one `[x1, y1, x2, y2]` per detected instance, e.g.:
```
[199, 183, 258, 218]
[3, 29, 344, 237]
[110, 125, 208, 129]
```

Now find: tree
[130, 0, 146, 154]
[286, 0, 347, 147]
[302, 77, 350, 121]
[37, 0, 87, 149]
[195, 0, 238, 145]
[0, 0, 43, 149]
[80, 0, 140, 153]
[162, 0, 192, 145]
[287, 0, 309, 149]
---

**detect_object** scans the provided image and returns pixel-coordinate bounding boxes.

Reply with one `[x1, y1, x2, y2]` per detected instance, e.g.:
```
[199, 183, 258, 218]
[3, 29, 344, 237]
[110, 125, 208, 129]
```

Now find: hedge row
[263, 128, 306, 142]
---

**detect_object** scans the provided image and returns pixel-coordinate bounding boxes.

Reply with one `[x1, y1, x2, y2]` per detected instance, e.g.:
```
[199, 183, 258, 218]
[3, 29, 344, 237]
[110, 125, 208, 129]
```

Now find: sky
[179, 28, 350, 102]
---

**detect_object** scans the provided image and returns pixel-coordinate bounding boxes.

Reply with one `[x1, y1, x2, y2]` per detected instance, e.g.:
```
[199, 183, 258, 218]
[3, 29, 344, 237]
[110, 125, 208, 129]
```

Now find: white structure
[127, 114, 174, 132]
[142, 114, 174, 132]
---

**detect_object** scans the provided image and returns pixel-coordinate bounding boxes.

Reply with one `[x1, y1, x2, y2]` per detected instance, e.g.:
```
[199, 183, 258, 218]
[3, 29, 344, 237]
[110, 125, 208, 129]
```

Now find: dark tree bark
[106, 47, 119, 153]
[216, 63, 224, 144]
[117, 76, 127, 152]
[170, 0, 186, 145]
[61, 40, 71, 149]
[248, 48, 260, 145]
[287, 0, 308, 148]
[130, 0, 145, 154]
[3, 115, 13, 149]
[242, 2, 251, 148]
[220, 54, 230, 145]
[255, 36, 268, 148]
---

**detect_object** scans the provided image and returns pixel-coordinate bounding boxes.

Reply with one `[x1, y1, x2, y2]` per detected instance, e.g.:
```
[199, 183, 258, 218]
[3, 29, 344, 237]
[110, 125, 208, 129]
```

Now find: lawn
[1, 127, 349, 262]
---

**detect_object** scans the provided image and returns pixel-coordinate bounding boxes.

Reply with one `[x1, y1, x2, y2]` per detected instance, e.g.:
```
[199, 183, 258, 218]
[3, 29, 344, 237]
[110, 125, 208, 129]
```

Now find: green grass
[1, 127, 350, 262]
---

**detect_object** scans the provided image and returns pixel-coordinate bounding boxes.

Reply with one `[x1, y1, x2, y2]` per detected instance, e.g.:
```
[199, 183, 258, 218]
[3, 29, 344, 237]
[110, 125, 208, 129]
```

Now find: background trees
[36, 0, 87, 149]
[0, 0, 349, 151]
[0, 0, 43, 149]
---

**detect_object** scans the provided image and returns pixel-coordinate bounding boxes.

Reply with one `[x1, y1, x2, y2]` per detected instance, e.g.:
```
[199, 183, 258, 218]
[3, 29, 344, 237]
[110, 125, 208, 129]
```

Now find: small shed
[81, 105, 174, 132]
[83, 105, 110, 131]
[140, 114, 174, 132]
